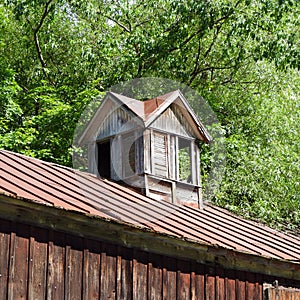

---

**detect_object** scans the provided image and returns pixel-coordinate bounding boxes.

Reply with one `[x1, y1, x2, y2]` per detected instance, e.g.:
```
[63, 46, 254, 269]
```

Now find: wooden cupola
[78, 90, 211, 208]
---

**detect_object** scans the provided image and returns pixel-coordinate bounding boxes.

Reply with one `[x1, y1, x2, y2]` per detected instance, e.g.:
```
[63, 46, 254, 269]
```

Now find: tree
[0, 0, 299, 231]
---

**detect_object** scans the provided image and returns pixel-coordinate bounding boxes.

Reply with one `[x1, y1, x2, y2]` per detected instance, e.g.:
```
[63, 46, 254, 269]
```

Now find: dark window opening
[178, 138, 192, 183]
[97, 140, 111, 179]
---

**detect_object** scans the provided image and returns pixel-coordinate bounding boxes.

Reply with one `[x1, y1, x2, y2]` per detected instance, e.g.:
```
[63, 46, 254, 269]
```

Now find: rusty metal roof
[108, 90, 177, 121]
[1, 150, 300, 262]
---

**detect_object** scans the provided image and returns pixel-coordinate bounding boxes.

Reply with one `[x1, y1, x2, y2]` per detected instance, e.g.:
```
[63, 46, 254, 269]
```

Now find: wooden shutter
[152, 132, 168, 178]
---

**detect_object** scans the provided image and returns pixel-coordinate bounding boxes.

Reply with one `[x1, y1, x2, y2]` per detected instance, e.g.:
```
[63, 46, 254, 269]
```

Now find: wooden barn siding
[0, 218, 299, 300]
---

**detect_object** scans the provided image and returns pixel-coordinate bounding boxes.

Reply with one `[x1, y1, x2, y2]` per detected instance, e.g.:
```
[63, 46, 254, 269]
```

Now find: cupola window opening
[178, 137, 193, 184]
[97, 130, 143, 181]
[97, 139, 111, 179]
[150, 130, 196, 185]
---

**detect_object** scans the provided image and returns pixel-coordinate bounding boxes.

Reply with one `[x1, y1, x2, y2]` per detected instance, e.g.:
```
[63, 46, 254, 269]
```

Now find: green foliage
[212, 63, 300, 230]
[0, 0, 299, 232]
[178, 146, 191, 182]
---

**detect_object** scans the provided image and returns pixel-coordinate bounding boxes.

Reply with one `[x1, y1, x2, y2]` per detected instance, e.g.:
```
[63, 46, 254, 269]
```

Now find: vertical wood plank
[47, 231, 65, 300]
[116, 251, 122, 300]
[100, 243, 117, 299]
[175, 136, 179, 180]
[169, 135, 176, 180]
[255, 273, 263, 300]
[65, 235, 83, 300]
[0, 220, 11, 300]
[82, 239, 101, 300]
[195, 143, 201, 186]
[215, 266, 225, 300]
[7, 229, 16, 300]
[135, 130, 144, 174]
[162, 256, 177, 300]
[28, 227, 48, 300]
[246, 272, 263, 300]
[191, 270, 196, 300]
[190, 141, 196, 185]
[148, 253, 163, 300]
[225, 269, 236, 300]
[117, 247, 132, 300]
[111, 135, 121, 180]
[177, 259, 191, 300]
[8, 223, 30, 300]
[132, 250, 148, 300]
[167, 134, 170, 178]
[236, 270, 246, 300]
[150, 129, 154, 174]
[88, 143, 96, 174]
[144, 129, 151, 173]
[206, 266, 216, 300]
[192, 263, 205, 300]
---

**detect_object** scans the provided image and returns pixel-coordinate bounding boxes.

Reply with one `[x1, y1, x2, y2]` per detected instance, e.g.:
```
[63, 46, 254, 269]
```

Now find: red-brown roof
[0, 150, 300, 263]
[109, 90, 176, 121]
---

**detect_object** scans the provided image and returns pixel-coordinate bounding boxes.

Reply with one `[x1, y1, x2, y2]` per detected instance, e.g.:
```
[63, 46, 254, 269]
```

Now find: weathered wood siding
[96, 106, 139, 140]
[1, 218, 299, 300]
[151, 131, 169, 178]
[150, 104, 194, 138]
[264, 284, 300, 300]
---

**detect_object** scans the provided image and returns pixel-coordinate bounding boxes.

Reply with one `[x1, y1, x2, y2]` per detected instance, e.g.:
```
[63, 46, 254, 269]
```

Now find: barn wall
[0, 218, 299, 300]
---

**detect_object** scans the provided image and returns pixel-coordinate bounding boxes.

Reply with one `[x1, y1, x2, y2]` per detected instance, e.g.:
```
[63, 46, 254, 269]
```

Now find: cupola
[78, 90, 211, 208]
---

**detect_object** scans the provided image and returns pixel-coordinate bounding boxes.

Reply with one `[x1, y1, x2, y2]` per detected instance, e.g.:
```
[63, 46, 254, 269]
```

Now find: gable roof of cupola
[78, 90, 212, 145]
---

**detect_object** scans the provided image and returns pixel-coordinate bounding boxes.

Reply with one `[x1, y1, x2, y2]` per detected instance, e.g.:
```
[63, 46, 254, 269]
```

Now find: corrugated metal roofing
[1, 149, 300, 262]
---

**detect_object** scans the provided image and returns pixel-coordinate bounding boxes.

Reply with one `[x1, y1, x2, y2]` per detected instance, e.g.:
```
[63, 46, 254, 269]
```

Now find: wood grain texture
[65, 235, 83, 300]
[118, 247, 133, 300]
[100, 243, 117, 299]
[192, 263, 205, 300]
[133, 250, 148, 300]
[162, 256, 177, 300]
[0, 220, 10, 300]
[148, 253, 163, 300]
[8, 223, 30, 300]
[206, 266, 216, 300]
[177, 259, 191, 300]
[28, 227, 48, 300]
[47, 231, 65, 300]
[215, 266, 225, 300]
[1, 218, 300, 300]
[82, 239, 101, 300]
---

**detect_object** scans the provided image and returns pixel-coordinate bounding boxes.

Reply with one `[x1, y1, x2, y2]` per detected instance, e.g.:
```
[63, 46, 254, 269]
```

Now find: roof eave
[77, 92, 145, 145]
[145, 90, 212, 143]
[1, 192, 299, 281]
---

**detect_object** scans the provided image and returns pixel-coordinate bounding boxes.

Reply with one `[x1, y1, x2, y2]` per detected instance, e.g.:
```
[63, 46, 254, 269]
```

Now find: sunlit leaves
[0, 0, 300, 231]
[213, 64, 300, 231]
